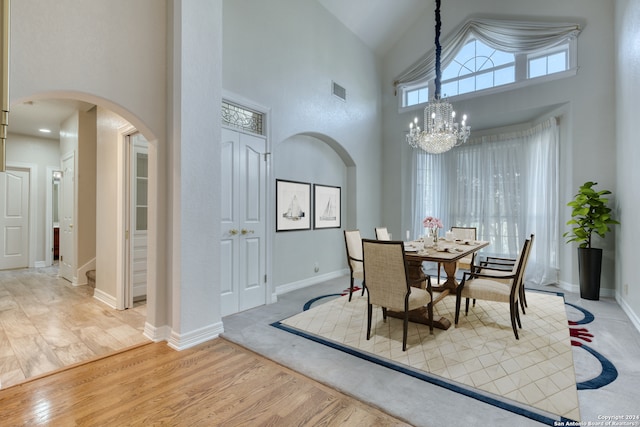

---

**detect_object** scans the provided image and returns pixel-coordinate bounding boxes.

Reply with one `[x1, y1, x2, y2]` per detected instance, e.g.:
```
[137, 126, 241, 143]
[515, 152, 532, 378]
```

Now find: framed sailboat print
[276, 179, 311, 232]
[313, 184, 341, 229]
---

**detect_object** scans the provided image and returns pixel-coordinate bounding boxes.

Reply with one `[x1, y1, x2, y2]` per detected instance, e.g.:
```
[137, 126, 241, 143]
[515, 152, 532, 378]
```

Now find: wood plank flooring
[0, 338, 410, 426]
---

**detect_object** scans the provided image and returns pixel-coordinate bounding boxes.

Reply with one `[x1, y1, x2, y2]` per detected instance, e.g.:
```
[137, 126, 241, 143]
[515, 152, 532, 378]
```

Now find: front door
[220, 127, 267, 316]
[0, 168, 30, 270]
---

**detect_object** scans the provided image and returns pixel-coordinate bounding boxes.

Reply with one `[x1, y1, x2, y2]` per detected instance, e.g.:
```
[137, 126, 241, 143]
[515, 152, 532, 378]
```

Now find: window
[402, 38, 575, 108]
[412, 118, 560, 286]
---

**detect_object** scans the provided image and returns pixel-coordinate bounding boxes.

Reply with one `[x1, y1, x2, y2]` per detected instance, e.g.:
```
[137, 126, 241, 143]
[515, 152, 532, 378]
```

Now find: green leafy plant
[564, 181, 619, 248]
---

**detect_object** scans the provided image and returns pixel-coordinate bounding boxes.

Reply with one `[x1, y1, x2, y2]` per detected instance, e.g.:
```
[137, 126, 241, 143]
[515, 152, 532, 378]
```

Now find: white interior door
[220, 128, 267, 316]
[59, 152, 75, 282]
[0, 168, 30, 270]
[130, 135, 148, 303]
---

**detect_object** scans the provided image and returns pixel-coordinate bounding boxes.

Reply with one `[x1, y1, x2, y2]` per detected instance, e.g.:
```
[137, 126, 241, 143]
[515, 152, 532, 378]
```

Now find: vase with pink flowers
[422, 216, 443, 245]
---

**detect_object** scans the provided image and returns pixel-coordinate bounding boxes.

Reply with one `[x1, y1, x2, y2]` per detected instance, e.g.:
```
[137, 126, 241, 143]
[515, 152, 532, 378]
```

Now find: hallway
[0, 266, 148, 389]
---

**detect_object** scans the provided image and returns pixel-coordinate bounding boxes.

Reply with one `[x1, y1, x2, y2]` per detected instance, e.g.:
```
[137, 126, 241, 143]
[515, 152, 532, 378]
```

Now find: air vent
[332, 81, 346, 101]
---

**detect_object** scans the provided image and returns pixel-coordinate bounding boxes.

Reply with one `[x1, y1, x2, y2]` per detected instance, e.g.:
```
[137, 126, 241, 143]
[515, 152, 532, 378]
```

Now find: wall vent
[332, 81, 346, 101]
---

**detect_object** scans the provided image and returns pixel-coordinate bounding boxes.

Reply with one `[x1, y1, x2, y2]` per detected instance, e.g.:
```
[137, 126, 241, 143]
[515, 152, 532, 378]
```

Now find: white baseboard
[93, 287, 117, 309]
[616, 295, 640, 335]
[556, 280, 615, 298]
[144, 323, 171, 342]
[167, 321, 224, 351]
[275, 269, 349, 296]
[34, 261, 47, 268]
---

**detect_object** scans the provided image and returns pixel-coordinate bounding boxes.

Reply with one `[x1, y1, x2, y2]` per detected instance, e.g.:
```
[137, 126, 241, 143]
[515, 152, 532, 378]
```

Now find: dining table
[387, 238, 490, 330]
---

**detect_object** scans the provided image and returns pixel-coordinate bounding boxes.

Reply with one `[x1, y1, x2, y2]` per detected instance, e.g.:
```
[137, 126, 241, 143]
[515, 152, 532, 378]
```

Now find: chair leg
[454, 295, 461, 325]
[366, 303, 372, 340]
[465, 298, 470, 315]
[427, 302, 434, 334]
[510, 301, 519, 340]
[437, 262, 441, 284]
[515, 302, 522, 329]
[382, 307, 387, 321]
[520, 285, 527, 312]
[402, 311, 409, 351]
[361, 280, 366, 296]
[349, 277, 354, 301]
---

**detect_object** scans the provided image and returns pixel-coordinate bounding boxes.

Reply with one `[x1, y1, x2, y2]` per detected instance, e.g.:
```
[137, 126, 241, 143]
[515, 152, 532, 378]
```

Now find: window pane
[491, 50, 515, 67]
[476, 42, 495, 60]
[441, 81, 458, 97]
[456, 40, 476, 64]
[442, 63, 458, 80]
[136, 153, 148, 178]
[529, 57, 546, 78]
[136, 207, 147, 231]
[407, 90, 419, 106]
[475, 71, 493, 91]
[458, 76, 475, 95]
[418, 87, 429, 103]
[137, 178, 148, 205]
[548, 51, 567, 74]
[495, 66, 515, 86]
[476, 56, 494, 72]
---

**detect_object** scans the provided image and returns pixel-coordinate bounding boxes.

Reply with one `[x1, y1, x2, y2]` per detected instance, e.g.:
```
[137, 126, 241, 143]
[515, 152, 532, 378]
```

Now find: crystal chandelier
[406, 0, 470, 154]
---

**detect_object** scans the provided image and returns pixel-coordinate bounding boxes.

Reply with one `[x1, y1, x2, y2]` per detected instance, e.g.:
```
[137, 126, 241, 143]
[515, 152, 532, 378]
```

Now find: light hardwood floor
[0, 266, 148, 389]
[0, 267, 407, 425]
[0, 338, 409, 426]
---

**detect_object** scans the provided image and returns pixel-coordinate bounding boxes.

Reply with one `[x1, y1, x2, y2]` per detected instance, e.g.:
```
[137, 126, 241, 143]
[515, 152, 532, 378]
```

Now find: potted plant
[563, 181, 619, 300]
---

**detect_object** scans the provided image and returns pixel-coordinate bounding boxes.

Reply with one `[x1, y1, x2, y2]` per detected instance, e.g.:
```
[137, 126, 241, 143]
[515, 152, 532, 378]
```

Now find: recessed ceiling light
[39, 128, 52, 133]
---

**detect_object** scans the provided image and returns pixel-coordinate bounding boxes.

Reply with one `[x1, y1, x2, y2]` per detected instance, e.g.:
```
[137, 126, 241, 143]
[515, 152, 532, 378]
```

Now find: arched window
[396, 19, 580, 109]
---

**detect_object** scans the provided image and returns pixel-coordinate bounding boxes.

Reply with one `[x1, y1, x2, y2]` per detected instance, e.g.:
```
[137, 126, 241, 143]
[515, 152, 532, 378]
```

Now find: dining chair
[436, 226, 477, 283]
[476, 233, 535, 313]
[344, 230, 366, 301]
[374, 227, 390, 240]
[362, 239, 433, 351]
[455, 238, 531, 339]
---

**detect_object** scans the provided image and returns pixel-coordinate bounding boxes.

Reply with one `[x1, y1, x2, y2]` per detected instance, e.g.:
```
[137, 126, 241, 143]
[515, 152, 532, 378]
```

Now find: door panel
[220, 128, 266, 316]
[131, 140, 148, 301]
[0, 169, 29, 270]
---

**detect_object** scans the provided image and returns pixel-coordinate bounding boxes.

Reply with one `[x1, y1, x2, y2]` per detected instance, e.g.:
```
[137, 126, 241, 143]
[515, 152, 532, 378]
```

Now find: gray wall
[223, 0, 383, 291]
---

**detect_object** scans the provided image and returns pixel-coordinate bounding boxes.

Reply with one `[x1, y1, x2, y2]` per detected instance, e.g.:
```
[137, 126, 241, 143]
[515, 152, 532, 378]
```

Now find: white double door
[220, 127, 267, 317]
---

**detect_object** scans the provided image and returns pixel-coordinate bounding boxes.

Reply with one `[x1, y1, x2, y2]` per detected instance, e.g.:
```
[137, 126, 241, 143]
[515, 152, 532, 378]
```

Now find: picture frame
[276, 179, 311, 232]
[313, 184, 341, 229]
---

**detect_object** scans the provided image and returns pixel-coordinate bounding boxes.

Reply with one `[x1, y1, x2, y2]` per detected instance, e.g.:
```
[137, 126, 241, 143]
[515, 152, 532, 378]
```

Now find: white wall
[6, 133, 60, 263]
[380, 0, 618, 295]
[223, 0, 383, 290]
[95, 107, 130, 300]
[615, 0, 640, 328]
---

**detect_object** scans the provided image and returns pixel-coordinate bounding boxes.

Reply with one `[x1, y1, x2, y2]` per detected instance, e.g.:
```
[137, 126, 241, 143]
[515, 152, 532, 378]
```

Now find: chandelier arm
[434, 0, 442, 100]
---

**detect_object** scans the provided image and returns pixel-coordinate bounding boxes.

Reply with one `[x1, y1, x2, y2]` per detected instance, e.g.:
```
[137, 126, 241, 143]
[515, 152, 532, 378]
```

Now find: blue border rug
[271, 288, 617, 425]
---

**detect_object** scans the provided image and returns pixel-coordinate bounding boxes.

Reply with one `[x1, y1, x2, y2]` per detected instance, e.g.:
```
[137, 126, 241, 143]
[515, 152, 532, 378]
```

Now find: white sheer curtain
[412, 117, 559, 285]
[394, 18, 581, 90]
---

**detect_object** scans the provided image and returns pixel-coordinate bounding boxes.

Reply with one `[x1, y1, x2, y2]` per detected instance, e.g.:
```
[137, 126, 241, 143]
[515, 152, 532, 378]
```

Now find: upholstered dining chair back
[451, 226, 477, 268]
[362, 240, 408, 310]
[344, 230, 365, 301]
[362, 239, 433, 351]
[375, 227, 390, 240]
[455, 238, 531, 339]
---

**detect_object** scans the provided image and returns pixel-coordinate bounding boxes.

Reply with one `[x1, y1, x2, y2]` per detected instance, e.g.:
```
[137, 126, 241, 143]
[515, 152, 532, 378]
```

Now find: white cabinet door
[0, 168, 29, 270]
[220, 128, 266, 316]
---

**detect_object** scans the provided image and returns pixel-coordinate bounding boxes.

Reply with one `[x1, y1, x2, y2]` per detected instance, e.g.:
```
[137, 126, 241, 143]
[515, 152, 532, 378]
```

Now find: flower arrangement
[422, 216, 443, 230]
[423, 216, 443, 243]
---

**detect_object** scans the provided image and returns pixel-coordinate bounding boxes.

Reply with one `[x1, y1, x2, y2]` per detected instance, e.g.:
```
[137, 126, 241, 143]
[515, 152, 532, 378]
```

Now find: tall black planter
[578, 247, 602, 300]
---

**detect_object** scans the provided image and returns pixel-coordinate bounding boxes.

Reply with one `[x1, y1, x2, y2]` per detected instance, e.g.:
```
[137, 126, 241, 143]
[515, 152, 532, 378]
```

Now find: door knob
[229, 229, 239, 235]
[241, 229, 254, 235]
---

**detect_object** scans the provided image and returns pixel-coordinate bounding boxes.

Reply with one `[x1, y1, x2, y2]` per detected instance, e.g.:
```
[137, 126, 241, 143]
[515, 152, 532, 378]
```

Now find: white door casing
[220, 128, 267, 316]
[0, 168, 29, 270]
[60, 152, 76, 283]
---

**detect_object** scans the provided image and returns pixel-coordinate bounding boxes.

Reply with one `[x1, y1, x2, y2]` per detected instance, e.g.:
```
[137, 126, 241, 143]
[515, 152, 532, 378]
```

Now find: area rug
[272, 290, 580, 424]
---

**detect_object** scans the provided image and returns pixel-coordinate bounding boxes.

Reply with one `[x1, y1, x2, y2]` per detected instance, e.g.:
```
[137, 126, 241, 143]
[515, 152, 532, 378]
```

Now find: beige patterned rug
[274, 290, 580, 423]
